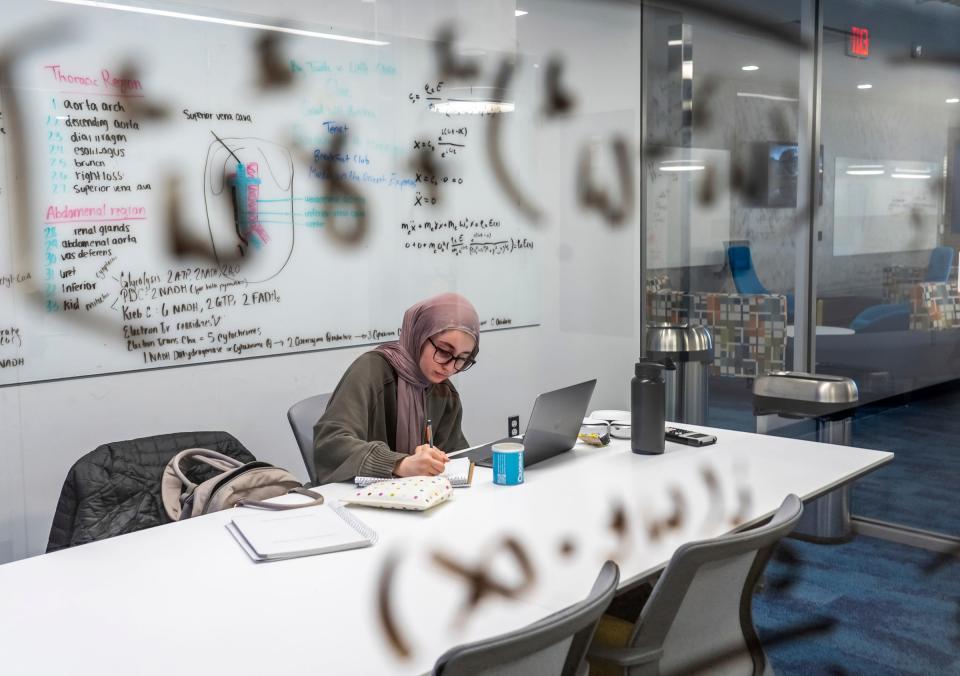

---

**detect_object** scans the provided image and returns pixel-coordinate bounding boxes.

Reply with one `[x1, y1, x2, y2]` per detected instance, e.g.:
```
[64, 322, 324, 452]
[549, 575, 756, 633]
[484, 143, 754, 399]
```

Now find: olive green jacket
[312, 352, 469, 484]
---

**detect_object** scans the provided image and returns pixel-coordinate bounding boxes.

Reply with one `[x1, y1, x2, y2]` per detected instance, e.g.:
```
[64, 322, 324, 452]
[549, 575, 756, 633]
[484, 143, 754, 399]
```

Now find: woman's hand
[394, 444, 449, 477]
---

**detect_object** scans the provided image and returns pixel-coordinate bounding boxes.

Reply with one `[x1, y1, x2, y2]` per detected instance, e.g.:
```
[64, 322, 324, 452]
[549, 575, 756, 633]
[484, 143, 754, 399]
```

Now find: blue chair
[850, 302, 911, 333]
[728, 244, 794, 320]
[850, 247, 954, 333]
[925, 246, 954, 283]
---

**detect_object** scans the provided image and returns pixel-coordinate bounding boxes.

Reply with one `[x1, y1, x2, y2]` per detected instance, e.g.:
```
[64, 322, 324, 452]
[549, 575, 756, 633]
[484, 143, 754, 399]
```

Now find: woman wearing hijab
[312, 292, 480, 484]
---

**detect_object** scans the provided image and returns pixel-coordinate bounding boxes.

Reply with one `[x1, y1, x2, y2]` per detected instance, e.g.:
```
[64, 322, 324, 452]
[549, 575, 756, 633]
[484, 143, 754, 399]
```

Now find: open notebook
[227, 503, 377, 562]
[354, 457, 474, 488]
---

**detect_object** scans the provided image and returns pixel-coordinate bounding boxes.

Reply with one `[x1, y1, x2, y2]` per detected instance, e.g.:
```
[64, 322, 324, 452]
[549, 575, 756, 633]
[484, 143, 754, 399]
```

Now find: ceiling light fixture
[431, 86, 514, 115]
[741, 65, 759, 71]
[857, 83, 873, 89]
[431, 100, 515, 115]
[891, 168, 930, 179]
[45, 0, 390, 46]
[736, 92, 799, 102]
[660, 160, 706, 172]
[947, 98, 960, 104]
[515, 9, 528, 16]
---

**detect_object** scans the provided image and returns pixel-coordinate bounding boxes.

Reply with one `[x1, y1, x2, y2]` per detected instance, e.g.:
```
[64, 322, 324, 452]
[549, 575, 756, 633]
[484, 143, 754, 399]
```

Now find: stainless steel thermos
[631, 360, 667, 455]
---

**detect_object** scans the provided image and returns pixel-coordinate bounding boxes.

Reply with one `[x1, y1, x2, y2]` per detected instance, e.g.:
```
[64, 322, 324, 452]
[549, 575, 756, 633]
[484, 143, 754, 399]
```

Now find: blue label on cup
[492, 443, 524, 485]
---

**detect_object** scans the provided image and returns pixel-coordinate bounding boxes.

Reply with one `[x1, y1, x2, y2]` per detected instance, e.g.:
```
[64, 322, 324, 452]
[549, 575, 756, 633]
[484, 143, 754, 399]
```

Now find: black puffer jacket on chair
[47, 431, 255, 552]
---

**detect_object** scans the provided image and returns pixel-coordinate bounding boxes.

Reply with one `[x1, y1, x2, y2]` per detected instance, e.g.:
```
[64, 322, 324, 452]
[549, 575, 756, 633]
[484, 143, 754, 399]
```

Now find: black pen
[426, 418, 434, 448]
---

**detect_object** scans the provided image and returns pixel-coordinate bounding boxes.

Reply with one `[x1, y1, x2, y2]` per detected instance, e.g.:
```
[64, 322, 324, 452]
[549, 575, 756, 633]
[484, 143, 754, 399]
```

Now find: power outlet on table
[508, 415, 520, 437]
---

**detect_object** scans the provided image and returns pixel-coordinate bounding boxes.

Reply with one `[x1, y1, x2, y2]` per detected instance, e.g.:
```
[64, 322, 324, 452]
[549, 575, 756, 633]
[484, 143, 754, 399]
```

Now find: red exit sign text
[848, 26, 870, 58]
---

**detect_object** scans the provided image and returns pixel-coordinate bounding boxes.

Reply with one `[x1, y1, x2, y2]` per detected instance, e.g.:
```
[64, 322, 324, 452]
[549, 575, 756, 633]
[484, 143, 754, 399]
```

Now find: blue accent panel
[924, 246, 954, 283]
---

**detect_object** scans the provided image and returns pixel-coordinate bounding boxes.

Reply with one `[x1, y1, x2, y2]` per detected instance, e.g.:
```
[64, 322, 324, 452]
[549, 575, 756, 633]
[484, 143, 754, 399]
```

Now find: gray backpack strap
[236, 487, 325, 511]
[161, 448, 245, 521]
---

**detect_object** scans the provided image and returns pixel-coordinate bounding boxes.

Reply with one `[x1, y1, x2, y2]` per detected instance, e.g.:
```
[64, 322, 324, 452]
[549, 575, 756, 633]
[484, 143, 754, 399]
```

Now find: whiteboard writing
[0, 2, 539, 385]
[645, 147, 731, 269]
[833, 156, 940, 256]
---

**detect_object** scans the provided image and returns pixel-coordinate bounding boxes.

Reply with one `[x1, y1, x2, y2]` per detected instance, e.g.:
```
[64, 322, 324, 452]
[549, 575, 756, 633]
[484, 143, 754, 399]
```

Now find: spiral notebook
[354, 457, 474, 488]
[227, 502, 377, 562]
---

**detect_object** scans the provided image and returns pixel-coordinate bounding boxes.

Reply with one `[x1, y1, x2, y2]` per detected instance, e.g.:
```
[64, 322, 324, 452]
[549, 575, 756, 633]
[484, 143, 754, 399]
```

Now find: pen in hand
[425, 419, 449, 466]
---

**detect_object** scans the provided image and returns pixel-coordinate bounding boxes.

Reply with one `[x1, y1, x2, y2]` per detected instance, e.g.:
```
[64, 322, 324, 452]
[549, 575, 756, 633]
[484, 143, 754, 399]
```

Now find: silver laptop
[466, 379, 597, 468]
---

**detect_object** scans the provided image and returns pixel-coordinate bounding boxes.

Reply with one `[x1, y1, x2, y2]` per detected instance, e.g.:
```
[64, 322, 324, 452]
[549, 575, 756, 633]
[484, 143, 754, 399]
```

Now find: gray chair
[588, 494, 803, 676]
[433, 560, 620, 676]
[286, 393, 332, 484]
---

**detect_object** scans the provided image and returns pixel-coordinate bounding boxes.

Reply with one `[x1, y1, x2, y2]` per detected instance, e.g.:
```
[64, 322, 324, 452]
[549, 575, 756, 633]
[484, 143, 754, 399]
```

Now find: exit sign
[847, 26, 870, 58]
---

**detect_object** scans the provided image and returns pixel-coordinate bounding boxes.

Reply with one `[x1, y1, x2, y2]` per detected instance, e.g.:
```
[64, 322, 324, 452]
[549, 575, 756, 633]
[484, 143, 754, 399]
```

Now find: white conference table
[0, 425, 892, 676]
[786, 325, 856, 338]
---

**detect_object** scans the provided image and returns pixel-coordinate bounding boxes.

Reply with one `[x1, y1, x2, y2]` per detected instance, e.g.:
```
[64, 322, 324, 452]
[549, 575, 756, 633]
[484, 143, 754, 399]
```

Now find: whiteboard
[0, 1, 540, 386]
[833, 156, 941, 256]
[645, 147, 731, 269]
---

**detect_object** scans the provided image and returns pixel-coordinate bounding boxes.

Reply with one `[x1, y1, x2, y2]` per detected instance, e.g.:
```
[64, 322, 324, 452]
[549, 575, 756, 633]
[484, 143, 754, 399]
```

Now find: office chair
[433, 560, 619, 676]
[287, 392, 332, 484]
[47, 431, 255, 552]
[728, 244, 794, 320]
[925, 246, 954, 283]
[587, 494, 803, 676]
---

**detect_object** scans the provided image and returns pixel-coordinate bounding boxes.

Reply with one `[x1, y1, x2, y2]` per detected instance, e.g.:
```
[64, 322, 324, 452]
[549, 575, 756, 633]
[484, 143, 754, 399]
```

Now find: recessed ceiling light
[947, 98, 960, 104]
[515, 9, 528, 16]
[857, 83, 873, 89]
[667, 39, 683, 46]
[741, 65, 759, 71]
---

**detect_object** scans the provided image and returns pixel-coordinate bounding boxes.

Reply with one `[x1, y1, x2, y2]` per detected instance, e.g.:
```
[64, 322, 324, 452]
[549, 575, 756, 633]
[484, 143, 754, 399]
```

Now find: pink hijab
[375, 293, 480, 453]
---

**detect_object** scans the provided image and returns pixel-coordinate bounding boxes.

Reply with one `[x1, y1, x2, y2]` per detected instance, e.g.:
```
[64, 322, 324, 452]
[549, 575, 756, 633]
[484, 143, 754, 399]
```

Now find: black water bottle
[632, 360, 666, 455]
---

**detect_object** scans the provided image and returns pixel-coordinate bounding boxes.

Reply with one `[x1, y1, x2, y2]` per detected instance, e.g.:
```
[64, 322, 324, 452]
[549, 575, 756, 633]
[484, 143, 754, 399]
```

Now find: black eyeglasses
[427, 336, 476, 372]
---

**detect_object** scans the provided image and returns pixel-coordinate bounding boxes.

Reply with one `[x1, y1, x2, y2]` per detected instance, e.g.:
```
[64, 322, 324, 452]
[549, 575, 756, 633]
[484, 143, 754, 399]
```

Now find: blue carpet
[707, 380, 960, 672]
[708, 378, 960, 537]
[755, 536, 960, 675]
[850, 391, 960, 537]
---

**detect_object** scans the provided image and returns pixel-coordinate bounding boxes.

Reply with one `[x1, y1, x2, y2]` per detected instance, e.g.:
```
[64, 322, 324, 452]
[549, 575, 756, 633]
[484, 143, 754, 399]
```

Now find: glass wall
[815, 0, 960, 536]
[641, 0, 960, 539]
[643, 0, 814, 431]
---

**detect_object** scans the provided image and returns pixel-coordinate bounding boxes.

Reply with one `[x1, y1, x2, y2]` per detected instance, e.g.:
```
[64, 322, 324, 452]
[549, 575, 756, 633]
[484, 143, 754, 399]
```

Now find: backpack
[161, 448, 323, 520]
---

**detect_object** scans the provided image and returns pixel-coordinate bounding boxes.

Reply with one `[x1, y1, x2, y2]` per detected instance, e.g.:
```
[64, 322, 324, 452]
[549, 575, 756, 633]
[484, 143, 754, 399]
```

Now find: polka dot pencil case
[341, 476, 453, 511]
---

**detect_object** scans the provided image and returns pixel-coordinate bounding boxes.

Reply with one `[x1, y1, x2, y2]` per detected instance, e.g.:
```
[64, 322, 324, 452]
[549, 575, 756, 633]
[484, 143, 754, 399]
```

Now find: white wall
[0, 0, 644, 562]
